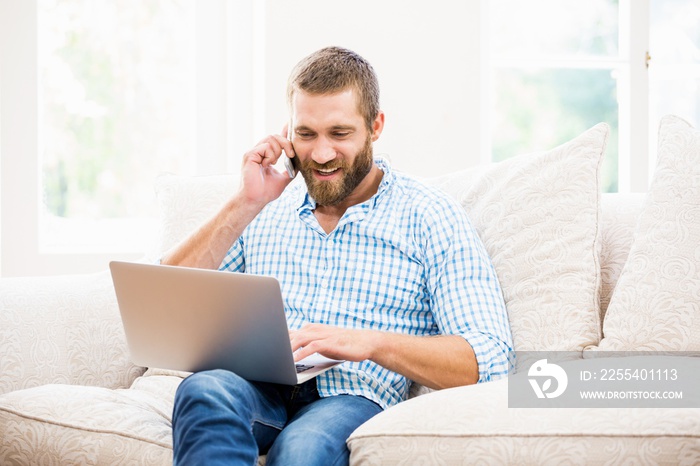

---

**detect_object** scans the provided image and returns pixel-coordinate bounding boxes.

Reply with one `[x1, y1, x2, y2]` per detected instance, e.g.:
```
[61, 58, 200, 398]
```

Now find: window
[484, 0, 700, 192]
[0, 0, 260, 276]
[38, 0, 196, 252]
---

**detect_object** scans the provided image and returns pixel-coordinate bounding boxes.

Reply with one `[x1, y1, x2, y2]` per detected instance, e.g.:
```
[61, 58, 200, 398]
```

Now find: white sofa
[1, 116, 699, 464]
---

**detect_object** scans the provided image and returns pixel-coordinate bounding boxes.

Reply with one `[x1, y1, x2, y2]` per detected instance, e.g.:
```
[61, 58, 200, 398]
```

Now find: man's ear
[371, 111, 385, 142]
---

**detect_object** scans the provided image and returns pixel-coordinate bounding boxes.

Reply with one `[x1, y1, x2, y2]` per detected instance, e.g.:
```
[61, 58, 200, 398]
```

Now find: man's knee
[175, 369, 249, 412]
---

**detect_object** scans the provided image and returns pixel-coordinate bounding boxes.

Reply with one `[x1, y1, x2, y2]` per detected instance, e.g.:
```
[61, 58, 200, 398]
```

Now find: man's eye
[333, 132, 350, 138]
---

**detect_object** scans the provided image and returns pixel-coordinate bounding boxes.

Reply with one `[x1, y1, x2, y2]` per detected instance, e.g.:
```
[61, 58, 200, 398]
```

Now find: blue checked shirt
[220, 158, 513, 410]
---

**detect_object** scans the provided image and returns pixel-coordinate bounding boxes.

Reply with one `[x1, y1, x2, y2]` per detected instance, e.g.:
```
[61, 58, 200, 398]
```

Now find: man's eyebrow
[329, 125, 356, 131]
[294, 125, 357, 132]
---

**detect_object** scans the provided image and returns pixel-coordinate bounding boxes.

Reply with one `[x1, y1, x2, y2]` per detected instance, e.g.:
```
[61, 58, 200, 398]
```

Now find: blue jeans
[172, 369, 382, 466]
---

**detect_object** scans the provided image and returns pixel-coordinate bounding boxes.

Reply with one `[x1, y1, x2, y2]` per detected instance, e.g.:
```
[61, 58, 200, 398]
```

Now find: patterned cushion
[427, 124, 609, 355]
[0, 370, 271, 465]
[0, 373, 181, 464]
[596, 115, 700, 351]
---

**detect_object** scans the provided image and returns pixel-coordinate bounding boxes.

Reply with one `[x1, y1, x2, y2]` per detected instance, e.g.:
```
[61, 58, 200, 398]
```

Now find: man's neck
[313, 165, 384, 234]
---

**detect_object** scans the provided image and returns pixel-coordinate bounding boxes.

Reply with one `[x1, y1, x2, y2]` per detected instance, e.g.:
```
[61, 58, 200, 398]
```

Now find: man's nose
[310, 137, 337, 165]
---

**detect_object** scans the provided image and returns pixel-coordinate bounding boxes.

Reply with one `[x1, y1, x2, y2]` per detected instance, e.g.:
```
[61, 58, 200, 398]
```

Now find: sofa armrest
[0, 270, 145, 396]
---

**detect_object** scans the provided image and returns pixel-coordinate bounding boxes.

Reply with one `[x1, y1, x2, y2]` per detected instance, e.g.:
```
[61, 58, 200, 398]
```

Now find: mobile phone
[283, 153, 298, 178]
[283, 126, 299, 178]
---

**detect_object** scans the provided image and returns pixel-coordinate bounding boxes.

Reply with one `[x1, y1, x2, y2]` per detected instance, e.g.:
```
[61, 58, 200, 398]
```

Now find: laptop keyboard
[295, 364, 314, 373]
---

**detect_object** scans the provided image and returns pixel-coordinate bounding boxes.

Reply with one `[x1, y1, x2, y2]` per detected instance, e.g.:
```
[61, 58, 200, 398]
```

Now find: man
[165, 46, 512, 466]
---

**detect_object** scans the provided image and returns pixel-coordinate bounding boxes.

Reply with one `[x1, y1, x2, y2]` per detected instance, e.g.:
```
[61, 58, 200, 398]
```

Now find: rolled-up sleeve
[424, 199, 513, 382]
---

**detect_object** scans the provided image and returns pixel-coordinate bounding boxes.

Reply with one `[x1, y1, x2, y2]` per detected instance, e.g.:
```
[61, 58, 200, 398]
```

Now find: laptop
[109, 261, 342, 385]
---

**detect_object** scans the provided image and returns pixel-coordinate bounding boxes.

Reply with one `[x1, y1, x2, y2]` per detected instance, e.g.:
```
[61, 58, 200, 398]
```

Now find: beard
[300, 135, 374, 206]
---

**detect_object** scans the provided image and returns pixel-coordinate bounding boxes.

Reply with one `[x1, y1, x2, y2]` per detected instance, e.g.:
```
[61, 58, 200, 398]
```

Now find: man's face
[290, 89, 377, 207]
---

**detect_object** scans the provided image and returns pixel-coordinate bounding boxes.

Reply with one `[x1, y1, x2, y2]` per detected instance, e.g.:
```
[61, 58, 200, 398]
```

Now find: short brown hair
[287, 46, 380, 130]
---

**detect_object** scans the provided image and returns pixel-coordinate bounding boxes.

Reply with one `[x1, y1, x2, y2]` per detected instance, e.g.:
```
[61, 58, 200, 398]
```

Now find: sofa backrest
[599, 193, 645, 318]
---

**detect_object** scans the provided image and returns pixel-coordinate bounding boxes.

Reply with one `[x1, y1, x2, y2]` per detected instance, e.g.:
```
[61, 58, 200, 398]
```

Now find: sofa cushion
[427, 123, 609, 355]
[0, 374, 181, 465]
[348, 356, 700, 465]
[597, 115, 700, 351]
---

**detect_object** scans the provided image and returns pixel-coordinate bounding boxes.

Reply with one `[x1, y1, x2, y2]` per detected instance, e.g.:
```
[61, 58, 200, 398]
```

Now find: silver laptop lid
[110, 261, 299, 385]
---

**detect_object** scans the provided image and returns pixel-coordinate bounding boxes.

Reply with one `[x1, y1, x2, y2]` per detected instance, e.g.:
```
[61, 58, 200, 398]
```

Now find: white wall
[264, 0, 485, 176]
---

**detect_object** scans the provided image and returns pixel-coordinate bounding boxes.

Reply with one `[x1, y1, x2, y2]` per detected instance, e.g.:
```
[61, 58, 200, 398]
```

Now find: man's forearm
[290, 324, 479, 390]
[370, 333, 478, 390]
[161, 193, 263, 270]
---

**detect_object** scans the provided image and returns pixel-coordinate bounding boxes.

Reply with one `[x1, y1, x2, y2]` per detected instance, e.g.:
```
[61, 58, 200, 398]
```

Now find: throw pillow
[595, 115, 700, 351]
[427, 123, 609, 354]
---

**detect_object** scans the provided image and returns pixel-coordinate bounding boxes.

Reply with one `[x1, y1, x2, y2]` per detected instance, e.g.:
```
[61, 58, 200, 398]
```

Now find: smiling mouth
[316, 167, 341, 176]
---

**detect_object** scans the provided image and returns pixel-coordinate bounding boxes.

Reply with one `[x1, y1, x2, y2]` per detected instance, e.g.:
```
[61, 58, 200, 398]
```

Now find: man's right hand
[240, 128, 297, 210]
[161, 127, 298, 270]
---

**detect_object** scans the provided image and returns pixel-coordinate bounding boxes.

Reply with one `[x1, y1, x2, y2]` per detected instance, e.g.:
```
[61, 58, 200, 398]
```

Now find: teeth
[318, 168, 339, 174]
